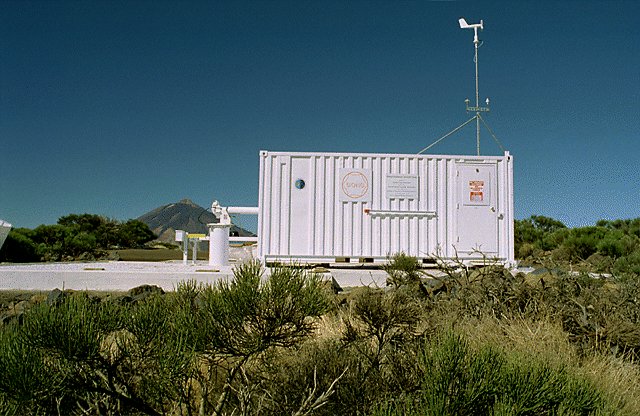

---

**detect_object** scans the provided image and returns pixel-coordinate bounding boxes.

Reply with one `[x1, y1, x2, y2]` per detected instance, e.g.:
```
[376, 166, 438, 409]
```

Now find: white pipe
[227, 206, 259, 215]
[192, 239, 198, 265]
[229, 236, 258, 242]
[364, 209, 437, 217]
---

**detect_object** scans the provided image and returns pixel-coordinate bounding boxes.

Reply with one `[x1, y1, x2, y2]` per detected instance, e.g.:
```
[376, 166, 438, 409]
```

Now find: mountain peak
[178, 198, 198, 207]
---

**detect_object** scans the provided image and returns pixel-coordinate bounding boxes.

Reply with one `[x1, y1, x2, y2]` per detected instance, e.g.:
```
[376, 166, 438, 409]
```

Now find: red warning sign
[469, 181, 484, 202]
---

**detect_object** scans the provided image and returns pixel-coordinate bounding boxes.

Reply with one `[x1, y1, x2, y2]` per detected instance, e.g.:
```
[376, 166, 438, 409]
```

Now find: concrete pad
[0, 261, 234, 291]
[328, 269, 389, 288]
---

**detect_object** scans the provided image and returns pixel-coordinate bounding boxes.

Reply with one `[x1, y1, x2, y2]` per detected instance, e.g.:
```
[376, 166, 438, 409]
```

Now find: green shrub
[517, 242, 535, 259]
[0, 228, 39, 262]
[515, 216, 567, 255]
[369, 333, 607, 416]
[418, 333, 503, 415]
[0, 327, 64, 415]
[384, 252, 424, 288]
[117, 219, 157, 248]
[4, 252, 640, 415]
[562, 227, 609, 261]
[613, 249, 640, 277]
[597, 231, 637, 259]
[256, 337, 352, 416]
[540, 227, 570, 251]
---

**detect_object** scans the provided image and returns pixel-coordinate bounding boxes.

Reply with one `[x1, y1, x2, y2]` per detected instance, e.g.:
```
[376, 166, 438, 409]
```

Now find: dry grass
[313, 312, 346, 342]
[458, 315, 577, 366]
[579, 354, 640, 415]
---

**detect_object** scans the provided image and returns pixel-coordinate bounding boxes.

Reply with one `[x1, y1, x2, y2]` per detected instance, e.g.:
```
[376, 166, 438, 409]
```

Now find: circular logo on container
[295, 179, 305, 189]
[342, 172, 369, 199]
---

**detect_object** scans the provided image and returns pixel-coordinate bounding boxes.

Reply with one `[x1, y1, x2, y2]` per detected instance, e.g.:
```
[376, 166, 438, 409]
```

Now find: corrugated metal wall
[258, 151, 514, 265]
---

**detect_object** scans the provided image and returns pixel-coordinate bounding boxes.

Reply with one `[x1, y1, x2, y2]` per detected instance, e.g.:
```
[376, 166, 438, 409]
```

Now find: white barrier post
[175, 230, 188, 265]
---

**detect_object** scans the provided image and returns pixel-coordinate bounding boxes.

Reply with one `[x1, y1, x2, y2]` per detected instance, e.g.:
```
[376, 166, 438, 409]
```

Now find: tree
[95, 218, 122, 249]
[597, 218, 640, 239]
[515, 215, 567, 258]
[58, 213, 106, 232]
[116, 220, 156, 248]
[65, 231, 98, 258]
[529, 215, 566, 234]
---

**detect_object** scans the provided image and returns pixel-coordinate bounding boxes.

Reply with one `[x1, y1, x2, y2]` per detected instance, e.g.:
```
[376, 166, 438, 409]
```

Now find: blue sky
[1, 0, 638, 231]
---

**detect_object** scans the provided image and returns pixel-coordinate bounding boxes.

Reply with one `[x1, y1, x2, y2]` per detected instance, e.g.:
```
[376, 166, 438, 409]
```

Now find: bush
[370, 333, 606, 415]
[517, 242, 535, 259]
[561, 227, 608, 261]
[0, 327, 64, 415]
[597, 231, 638, 259]
[257, 337, 352, 416]
[515, 216, 567, 256]
[384, 252, 424, 288]
[540, 227, 570, 251]
[117, 219, 157, 248]
[418, 333, 503, 414]
[0, 228, 39, 262]
[614, 249, 640, 276]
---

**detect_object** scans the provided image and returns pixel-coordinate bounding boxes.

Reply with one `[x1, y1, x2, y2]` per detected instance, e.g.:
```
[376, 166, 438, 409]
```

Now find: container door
[289, 157, 311, 255]
[456, 164, 498, 256]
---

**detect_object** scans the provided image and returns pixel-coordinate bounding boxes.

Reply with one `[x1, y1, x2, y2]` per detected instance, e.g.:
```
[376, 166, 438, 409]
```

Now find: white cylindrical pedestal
[208, 223, 231, 267]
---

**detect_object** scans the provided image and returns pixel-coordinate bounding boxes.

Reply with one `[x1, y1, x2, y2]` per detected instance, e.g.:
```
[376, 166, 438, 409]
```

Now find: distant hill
[137, 199, 255, 244]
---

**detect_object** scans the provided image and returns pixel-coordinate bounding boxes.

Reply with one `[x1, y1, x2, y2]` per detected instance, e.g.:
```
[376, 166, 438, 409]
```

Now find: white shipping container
[257, 150, 514, 266]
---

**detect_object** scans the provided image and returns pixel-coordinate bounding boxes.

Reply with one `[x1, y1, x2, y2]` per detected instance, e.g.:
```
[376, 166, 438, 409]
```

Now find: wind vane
[418, 17, 505, 156]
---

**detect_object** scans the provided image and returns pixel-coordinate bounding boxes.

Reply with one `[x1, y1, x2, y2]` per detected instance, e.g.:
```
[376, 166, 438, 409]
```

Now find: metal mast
[418, 18, 504, 156]
[474, 23, 480, 155]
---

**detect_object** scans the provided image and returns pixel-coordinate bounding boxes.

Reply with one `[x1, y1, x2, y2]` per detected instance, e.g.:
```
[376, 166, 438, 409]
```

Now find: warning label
[460, 168, 490, 207]
[469, 180, 484, 202]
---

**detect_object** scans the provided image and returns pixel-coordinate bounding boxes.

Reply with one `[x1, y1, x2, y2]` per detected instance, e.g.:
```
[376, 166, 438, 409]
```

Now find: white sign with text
[386, 174, 419, 199]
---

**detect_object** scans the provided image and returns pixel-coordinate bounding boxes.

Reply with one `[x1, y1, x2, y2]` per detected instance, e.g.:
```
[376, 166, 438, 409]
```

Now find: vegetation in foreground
[2, 253, 640, 415]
